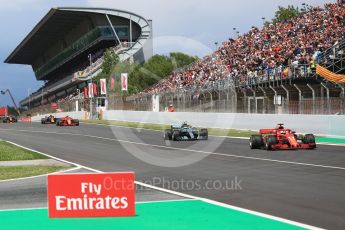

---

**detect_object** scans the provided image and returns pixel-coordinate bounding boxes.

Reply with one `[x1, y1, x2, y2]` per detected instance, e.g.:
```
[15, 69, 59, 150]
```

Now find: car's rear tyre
[164, 130, 172, 140]
[172, 131, 180, 141]
[250, 135, 263, 149]
[303, 134, 315, 144]
[304, 134, 316, 148]
[265, 135, 277, 151]
[200, 129, 208, 140]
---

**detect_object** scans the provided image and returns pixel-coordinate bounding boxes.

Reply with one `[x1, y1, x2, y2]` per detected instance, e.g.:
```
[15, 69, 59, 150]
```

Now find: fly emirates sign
[47, 172, 135, 218]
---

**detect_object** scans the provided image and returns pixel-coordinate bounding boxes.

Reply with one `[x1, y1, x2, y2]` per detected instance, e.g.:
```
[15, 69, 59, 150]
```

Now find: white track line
[80, 122, 345, 147]
[136, 199, 192, 204]
[3, 128, 345, 171]
[0, 166, 81, 183]
[0, 207, 47, 212]
[0, 140, 323, 230]
[0, 199, 193, 212]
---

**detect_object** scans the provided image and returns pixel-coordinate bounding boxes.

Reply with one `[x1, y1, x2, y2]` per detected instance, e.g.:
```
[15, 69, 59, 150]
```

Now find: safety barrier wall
[103, 111, 345, 137]
[31, 110, 345, 137]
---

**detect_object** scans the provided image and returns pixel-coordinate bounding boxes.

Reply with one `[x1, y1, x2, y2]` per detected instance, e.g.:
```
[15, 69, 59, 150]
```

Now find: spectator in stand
[140, 3, 344, 96]
[167, 104, 176, 112]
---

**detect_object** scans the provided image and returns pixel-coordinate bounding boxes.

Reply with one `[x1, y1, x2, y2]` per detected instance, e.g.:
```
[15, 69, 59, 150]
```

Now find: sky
[0, 0, 331, 107]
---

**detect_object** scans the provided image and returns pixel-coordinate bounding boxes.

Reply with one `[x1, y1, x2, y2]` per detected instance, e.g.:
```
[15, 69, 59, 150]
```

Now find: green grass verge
[82, 120, 257, 138]
[0, 200, 305, 230]
[0, 166, 69, 180]
[0, 140, 49, 161]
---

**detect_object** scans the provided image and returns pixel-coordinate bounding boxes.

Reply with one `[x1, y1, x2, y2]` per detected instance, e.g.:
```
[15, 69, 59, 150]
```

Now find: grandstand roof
[4, 7, 149, 65]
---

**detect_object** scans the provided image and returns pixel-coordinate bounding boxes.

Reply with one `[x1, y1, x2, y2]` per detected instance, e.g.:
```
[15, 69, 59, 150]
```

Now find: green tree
[272, 5, 300, 24]
[169, 52, 198, 69]
[143, 55, 174, 79]
[94, 52, 198, 95]
[101, 48, 119, 75]
[7, 106, 26, 116]
[112, 61, 139, 95]
[93, 48, 119, 84]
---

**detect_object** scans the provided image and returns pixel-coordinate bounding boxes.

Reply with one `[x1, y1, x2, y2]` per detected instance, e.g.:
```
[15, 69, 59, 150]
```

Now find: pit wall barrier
[31, 110, 345, 138]
[20, 117, 32, 122]
[103, 111, 345, 137]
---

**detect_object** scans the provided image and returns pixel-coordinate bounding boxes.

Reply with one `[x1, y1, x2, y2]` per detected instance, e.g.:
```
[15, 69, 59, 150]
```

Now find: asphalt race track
[0, 167, 187, 210]
[0, 122, 345, 229]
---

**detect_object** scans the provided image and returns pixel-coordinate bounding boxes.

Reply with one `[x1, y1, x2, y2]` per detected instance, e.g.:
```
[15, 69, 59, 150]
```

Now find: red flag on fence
[111, 76, 115, 90]
[88, 83, 93, 98]
[100, 79, 107, 95]
[93, 82, 98, 96]
[121, 73, 128, 91]
[83, 86, 88, 98]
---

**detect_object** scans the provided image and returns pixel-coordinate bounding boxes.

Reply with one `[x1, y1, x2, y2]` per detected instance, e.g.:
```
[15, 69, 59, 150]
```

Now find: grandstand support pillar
[294, 84, 302, 114]
[209, 92, 213, 111]
[242, 90, 247, 113]
[307, 84, 316, 114]
[258, 86, 266, 114]
[339, 84, 345, 115]
[129, 15, 132, 44]
[281, 85, 289, 114]
[230, 88, 237, 113]
[175, 94, 179, 109]
[320, 86, 324, 114]
[269, 86, 277, 114]
[226, 90, 229, 111]
[249, 88, 257, 114]
[105, 14, 123, 48]
[182, 92, 186, 112]
[321, 83, 330, 114]
[199, 94, 202, 112]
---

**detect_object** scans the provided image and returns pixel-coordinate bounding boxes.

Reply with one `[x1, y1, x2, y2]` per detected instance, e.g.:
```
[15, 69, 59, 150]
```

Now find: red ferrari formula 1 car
[56, 116, 79, 126]
[249, 124, 316, 150]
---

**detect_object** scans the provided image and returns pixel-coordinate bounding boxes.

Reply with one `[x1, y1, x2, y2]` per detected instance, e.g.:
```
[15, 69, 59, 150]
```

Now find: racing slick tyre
[199, 129, 208, 140]
[303, 134, 315, 144]
[265, 135, 277, 151]
[172, 131, 180, 141]
[72, 119, 80, 126]
[250, 135, 263, 149]
[303, 134, 316, 149]
[164, 129, 172, 140]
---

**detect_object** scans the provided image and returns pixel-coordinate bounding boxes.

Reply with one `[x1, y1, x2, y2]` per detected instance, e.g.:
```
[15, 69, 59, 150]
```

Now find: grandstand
[5, 3, 345, 115]
[138, 2, 344, 114]
[4, 7, 152, 109]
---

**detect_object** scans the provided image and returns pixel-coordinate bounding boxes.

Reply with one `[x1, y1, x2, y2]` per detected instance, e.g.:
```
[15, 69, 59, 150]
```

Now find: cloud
[85, 0, 330, 55]
[0, 0, 45, 11]
[153, 35, 213, 57]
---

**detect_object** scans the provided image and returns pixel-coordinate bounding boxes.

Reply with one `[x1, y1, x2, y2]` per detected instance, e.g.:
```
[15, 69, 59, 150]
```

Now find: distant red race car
[250, 124, 316, 150]
[56, 116, 79, 126]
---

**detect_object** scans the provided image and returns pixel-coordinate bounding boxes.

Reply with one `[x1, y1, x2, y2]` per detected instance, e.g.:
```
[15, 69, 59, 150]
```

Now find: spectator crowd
[143, 3, 345, 95]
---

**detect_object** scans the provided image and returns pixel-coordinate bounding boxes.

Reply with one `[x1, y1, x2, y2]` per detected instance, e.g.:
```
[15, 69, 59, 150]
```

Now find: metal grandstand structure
[5, 7, 152, 109]
[28, 38, 345, 116]
[103, 38, 344, 115]
[11, 5, 344, 116]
